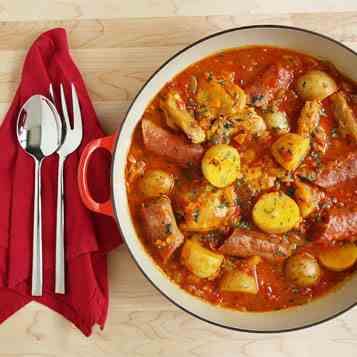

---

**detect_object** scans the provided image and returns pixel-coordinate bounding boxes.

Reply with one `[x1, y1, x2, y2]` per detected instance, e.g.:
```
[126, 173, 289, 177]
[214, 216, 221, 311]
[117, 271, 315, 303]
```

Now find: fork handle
[55, 155, 66, 294]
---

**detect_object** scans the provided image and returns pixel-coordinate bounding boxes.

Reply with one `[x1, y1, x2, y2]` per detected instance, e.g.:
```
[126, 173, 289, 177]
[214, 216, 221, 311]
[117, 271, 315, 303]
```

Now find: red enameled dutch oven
[78, 25, 357, 333]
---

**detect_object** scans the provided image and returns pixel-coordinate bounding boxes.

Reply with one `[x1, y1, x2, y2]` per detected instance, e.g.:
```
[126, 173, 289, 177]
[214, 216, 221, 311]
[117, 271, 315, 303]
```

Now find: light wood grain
[1, 12, 357, 133]
[1, 2, 357, 356]
[0, 0, 356, 21]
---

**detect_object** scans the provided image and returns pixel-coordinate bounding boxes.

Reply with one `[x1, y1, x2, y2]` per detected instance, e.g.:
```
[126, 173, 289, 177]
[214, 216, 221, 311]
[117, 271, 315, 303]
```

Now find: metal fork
[49, 83, 83, 294]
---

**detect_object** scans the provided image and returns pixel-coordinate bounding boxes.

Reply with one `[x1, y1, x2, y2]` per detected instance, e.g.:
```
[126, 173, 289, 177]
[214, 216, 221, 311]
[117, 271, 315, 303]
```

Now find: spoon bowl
[16, 94, 62, 296]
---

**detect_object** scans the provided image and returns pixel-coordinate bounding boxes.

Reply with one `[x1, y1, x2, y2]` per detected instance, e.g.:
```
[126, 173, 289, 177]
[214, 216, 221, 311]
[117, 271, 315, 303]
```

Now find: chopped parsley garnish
[331, 127, 339, 138]
[165, 223, 173, 235]
[217, 202, 228, 209]
[235, 220, 251, 230]
[235, 177, 245, 188]
[192, 209, 200, 222]
[300, 171, 317, 182]
[223, 121, 234, 129]
[251, 94, 264, 104]
[286, 186, 295, 197]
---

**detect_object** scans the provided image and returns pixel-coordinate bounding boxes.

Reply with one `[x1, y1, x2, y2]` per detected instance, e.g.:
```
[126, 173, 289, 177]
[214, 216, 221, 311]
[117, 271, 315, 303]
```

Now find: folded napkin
[0, 28, 122, 336]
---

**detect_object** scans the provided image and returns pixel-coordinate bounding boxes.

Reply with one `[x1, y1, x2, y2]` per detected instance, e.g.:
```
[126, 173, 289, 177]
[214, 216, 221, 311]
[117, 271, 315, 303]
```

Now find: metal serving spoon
[17, 95, 63, 296]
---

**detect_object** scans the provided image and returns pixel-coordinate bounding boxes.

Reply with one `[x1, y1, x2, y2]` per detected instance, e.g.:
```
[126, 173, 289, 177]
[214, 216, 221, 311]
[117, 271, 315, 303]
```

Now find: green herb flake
[165, 223, 173, 235]
[192, 209, 200, 222]
[218, 202, 228, 209]
[223, 121, 234, 130]
[300, 171, 317, 182]
[235, 220, 251, 230]
[331, 127, 339, 138]
[286, 186, 295, 197]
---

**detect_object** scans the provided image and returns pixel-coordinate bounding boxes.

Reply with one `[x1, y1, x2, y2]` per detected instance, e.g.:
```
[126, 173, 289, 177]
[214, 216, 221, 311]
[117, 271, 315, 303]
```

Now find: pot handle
[78, 133, 116, 217]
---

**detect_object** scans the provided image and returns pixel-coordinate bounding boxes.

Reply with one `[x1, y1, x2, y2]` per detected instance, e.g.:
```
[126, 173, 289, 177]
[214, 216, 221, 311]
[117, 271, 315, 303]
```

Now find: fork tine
[60, 83, 71, 130]
[49, 83, 55, 105]
[71, 83, 82, 133]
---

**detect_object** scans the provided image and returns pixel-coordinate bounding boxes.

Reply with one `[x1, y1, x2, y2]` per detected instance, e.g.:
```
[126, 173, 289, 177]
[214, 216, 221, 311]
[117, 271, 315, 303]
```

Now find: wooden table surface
[1, 1, 357, 356]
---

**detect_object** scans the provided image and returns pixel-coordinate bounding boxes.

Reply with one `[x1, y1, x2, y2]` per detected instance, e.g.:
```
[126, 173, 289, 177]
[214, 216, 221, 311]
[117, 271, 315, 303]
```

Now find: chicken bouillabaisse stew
[126, 46, 357, 312]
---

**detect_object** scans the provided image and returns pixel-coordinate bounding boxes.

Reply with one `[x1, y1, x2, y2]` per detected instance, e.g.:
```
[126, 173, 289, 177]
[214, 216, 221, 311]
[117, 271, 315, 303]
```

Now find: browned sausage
[315, 151, 357, 188]
[313, 207, 357, 242]
[141, 196, 184, 263]
[142, 118, 204, 167]
[218, 229, 293, 262]
[245, 63, 294, 107]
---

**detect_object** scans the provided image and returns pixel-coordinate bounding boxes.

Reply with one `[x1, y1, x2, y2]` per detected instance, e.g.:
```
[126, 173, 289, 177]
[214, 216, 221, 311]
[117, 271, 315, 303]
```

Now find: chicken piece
[331, 91, 357, 142]
[294, 178, 323, 218]
[315, 150, 357, 188]
[297, 100, 321, 138]
[245, 62, 294, 107]
[240, 160, 285, 195]
[218, 229, 294, 262]
[126, 155, 146, 187]
[142, 118, 204, 167]
[207, 107, 266, 144]
[312, 126, 328, 155]
[160, 91, 205, 144]
[141, 196, 184, 263]
[177, 184, 239, 232]
[195, 73, 247, 121]
[222, 80, 247, 112]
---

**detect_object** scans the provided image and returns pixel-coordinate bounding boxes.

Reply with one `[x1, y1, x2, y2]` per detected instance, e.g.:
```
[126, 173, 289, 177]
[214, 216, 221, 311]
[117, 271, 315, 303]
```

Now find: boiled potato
[220, 270, 258, 294]
[263, 111, 290, 134]
[285, 253, 321, 287]
[319, 243, 357, 272]
[202, 144, 240, 188]
[271, 133, 310, 171]
[181, 239, 224, 278]
[296, 70, 337, 101]
[139, 169, 174, 197]
[252, 192, 301, 234]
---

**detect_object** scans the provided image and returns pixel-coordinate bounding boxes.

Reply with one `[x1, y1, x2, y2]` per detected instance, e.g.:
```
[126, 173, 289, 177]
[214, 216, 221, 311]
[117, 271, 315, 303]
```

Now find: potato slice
[139, 169, 174, 197]
[285, 253, 321, 287]
[252, 192, 301, 234]
[220, 270, 258, 294]
[202, 144, 240, 188]
[319, 243, 357, 272]
[271, 133, 310, 171]
[181, 240, 224, 278]
[296, 70, 337, 101]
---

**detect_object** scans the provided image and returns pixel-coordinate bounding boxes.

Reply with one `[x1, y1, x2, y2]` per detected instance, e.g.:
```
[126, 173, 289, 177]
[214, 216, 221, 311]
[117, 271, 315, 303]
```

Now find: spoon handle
[32, 159, 43, 296]
[55, 155, 65, 294]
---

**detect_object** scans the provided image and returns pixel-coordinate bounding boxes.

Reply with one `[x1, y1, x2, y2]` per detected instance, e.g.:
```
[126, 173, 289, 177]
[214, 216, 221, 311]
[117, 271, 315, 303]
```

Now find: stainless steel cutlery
[50, 83, 83, 294]
[17, 84, 83, 296]
[17, 95, 63, 296]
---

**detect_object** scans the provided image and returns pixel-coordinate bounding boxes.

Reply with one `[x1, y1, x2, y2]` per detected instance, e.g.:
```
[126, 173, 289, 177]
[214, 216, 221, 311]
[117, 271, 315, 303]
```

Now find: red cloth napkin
[0, 28, 122, 336]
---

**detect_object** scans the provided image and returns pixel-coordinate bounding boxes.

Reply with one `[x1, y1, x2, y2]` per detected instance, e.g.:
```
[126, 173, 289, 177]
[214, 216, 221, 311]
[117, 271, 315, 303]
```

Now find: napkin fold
[0, 28, 122, 336]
